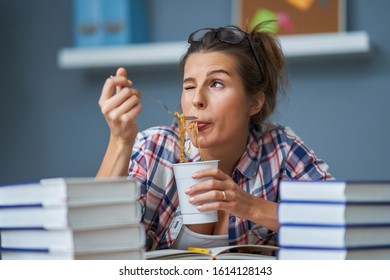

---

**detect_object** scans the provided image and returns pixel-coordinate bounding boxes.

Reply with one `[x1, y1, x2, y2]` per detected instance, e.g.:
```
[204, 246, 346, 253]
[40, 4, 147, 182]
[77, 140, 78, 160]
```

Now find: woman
[97, 24, 333, 250]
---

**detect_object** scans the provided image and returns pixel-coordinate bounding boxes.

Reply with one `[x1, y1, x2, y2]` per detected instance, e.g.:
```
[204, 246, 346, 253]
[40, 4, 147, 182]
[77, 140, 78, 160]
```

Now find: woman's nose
[192, 89, 206, 110]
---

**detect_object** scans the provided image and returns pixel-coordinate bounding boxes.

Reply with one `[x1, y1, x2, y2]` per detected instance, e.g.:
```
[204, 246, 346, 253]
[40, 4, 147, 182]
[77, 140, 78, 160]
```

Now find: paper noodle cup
[173, 160, 219, 224]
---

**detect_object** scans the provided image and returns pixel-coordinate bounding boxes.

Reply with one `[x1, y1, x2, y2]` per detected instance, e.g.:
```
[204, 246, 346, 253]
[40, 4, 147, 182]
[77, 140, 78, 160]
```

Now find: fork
[142, 91, 197, 120]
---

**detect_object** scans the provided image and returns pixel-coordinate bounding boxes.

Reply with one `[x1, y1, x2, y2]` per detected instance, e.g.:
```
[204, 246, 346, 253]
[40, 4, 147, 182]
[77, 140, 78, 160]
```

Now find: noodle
[174, 112, 203, 163]
[187, 122, 203, 160]
[175, 112, 187, 163]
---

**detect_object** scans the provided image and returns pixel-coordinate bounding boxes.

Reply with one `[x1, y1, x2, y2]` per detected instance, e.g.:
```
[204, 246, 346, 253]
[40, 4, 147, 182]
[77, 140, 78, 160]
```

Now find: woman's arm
[96, 67, 142, 177]
[96, 135, 135, 177]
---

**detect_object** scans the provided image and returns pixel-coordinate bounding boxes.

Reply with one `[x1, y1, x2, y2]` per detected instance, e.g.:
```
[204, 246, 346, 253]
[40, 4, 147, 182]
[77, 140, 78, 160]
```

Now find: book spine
[0, 181, 39, 187]
[0, 228, 74, 251]
[0, 204, 68, 229]
[279, 244, 390, 250]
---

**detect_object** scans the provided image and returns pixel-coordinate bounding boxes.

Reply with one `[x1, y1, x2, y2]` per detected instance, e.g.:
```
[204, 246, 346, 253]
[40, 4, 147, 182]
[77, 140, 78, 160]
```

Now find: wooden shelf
[57, 31, 370, 69]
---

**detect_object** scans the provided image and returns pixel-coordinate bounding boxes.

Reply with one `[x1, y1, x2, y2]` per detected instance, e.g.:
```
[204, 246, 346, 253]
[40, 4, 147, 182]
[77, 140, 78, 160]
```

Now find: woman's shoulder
[252, 123, 302, 145]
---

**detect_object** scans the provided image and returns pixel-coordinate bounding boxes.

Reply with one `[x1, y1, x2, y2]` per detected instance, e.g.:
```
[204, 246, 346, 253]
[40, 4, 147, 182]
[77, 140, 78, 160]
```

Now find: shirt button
[230, 216, 236, 222]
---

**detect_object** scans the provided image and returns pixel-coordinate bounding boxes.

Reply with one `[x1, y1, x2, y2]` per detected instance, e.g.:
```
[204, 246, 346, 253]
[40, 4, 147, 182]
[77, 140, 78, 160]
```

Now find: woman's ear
[249, 91, 265, 116]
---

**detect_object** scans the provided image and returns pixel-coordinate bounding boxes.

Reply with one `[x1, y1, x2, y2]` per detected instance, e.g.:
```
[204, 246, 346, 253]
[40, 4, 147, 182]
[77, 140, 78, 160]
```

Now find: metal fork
[142, 91, 197, 120]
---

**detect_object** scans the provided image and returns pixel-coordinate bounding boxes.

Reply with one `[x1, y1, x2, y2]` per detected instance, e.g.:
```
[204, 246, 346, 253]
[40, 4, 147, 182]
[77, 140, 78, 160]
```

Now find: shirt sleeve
[129, 133, 148, 174]
[283, 127, 333, 180]
[127, 126, 179, 210]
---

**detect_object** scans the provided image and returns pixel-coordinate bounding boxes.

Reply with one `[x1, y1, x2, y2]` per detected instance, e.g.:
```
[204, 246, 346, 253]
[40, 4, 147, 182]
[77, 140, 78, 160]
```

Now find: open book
[145, 244, 278, 260]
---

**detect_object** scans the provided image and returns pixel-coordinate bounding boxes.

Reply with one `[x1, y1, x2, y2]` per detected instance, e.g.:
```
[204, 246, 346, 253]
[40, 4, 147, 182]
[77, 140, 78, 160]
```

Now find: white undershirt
[171, 225, 228, 250]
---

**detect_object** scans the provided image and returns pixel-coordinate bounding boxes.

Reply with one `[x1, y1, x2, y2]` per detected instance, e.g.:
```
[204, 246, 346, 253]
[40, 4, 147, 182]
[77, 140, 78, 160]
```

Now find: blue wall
[0, 0, 389, 184]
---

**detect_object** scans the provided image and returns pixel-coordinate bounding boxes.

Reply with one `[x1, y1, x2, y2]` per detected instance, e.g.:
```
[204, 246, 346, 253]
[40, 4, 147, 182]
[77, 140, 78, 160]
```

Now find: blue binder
[72, 0, 105, 47]
[72, 0, 149, 47]
[103, 0, 149, 45]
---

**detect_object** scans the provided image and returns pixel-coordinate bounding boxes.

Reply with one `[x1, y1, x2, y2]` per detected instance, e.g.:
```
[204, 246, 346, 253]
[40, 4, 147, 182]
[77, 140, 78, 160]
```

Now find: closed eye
[184, 85, 196, 90]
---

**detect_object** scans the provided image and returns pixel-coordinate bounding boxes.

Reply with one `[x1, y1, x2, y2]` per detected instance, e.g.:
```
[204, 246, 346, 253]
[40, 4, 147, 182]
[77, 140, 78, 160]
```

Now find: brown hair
[180, 23, 287, 126]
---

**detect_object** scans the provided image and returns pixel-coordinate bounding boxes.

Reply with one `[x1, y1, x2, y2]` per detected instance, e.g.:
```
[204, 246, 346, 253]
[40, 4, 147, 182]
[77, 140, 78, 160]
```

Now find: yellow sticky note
[187, 247, 210, 254]
[286, 0, 316, 11]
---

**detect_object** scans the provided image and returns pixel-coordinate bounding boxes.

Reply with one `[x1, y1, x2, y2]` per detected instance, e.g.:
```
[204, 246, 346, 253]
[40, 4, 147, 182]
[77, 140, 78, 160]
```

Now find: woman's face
[181, 51, 256, 152]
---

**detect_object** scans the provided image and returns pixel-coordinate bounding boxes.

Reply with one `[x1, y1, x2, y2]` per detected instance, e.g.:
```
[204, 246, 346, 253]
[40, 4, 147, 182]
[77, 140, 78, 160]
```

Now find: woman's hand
[98, 67, 142, 145]
[96, 67, 142, 177]
[185, 168, 279, 231]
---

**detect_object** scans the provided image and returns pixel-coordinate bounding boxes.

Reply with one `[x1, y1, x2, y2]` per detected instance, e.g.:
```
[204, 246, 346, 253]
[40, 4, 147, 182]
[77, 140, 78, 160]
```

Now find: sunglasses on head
[188, 26, 263, 81]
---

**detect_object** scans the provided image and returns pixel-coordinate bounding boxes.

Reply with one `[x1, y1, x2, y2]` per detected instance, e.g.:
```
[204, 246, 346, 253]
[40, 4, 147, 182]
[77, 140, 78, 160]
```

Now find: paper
[250, 9, 278, 33]
[278, 12, 295, 32]
[286, 0, 316, 11]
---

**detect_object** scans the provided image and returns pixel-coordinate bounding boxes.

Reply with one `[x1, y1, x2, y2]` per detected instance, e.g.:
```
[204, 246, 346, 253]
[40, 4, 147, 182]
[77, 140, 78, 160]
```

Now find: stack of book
[0, 177, 145, 260]
[277, 181, 390, 260]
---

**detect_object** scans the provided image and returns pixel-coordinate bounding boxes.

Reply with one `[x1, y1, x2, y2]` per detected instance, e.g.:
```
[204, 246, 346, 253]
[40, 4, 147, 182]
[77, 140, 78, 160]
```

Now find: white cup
[173, 160, 219, 225]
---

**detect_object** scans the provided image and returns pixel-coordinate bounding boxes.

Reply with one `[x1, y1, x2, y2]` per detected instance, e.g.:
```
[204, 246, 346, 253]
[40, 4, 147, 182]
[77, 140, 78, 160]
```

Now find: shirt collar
[235, 125, 263, 179]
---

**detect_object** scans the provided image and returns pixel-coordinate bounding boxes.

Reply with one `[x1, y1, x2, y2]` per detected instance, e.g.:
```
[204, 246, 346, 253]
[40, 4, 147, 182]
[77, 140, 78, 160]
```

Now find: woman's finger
[192, 168, 229, 180]
[99, 76, 116, 105]
[189, 189, 226, 205]
[115, 67, 129, 93]
[116, 67, 128, 79]
[99, 70, 132, 106]
[118, 102, 143, 124]
[101, 87, 140, 116]
[107, 94, 141, 122]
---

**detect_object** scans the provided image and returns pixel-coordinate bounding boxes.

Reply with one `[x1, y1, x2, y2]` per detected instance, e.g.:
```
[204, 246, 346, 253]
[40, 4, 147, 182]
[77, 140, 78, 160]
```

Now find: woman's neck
[201, 133, 248, 176]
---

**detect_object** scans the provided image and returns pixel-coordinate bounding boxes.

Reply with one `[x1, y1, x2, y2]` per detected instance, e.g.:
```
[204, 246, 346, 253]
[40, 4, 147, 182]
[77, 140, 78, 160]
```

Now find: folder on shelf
[103, 0, 149, 45]
[72, 0, 149, 47]
[72, 0, 105, 47]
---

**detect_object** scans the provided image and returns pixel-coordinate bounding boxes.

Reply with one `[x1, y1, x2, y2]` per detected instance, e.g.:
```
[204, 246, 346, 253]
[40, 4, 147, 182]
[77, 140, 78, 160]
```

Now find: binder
[103, 0, 149, 45]
[72, 0, 104, 47]
[72, 0, 149, 47]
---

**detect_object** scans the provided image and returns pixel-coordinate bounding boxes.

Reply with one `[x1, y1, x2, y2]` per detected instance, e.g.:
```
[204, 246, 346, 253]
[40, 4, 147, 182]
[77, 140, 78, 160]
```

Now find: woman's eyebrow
[183, 77, 195, 84]
[183, 69, 231, 83]
[207, 69, 231, 77]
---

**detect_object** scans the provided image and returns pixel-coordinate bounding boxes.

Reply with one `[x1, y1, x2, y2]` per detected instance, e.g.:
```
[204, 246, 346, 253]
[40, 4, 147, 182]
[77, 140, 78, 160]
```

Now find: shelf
[279, 31, 370, 58]
[57, 31, 370, 69]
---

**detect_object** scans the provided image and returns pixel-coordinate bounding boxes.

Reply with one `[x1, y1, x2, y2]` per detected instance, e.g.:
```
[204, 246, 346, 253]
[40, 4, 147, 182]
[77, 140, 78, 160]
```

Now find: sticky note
[286, 0, 316, 11]
[187, 247, 210, 254]
[250, 9, 279, 33]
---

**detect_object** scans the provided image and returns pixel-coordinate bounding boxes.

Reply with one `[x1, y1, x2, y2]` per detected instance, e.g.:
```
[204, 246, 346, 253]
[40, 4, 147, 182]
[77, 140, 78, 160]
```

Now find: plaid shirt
[129, 123, 333, 250]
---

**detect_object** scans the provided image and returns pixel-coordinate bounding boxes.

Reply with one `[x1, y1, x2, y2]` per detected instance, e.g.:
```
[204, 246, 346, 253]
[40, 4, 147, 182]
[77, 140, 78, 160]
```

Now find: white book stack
[277, 181, 390, 260]
[0, 177, 145, 260]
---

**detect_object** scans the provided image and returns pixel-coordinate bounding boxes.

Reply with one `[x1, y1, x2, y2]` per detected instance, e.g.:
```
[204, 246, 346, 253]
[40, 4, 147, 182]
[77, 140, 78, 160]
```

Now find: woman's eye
[184, 85, 195, 90]
[211, 81, 224, 88]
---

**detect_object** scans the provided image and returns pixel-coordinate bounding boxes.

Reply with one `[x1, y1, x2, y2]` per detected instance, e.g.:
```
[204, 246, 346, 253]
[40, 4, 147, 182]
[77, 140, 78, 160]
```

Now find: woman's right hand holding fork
[99, 67, 143, 146]
[97, 67, 142, 177]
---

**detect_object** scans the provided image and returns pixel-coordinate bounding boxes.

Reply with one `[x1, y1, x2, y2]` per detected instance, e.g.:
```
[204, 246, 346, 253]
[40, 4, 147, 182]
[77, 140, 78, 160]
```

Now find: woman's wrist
[109, 134, 134, 153]
[249, 197, 279, 232]
[96, 135, 134, 177]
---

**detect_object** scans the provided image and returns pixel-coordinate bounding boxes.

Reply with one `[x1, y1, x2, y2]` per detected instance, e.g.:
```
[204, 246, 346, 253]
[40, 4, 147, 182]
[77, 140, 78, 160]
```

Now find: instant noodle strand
[175, 112, 187, 163]
[174, 112, 203, 163]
